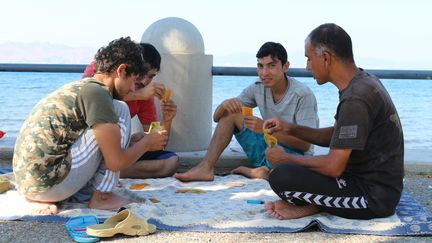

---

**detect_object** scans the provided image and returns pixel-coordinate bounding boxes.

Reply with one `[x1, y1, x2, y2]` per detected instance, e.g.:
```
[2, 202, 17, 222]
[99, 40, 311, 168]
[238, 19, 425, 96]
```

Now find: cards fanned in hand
[241, 106, 253, 116]
[147, 121, 162, 134]
[263, 128, 277, 148]
[162, 89, 172, 102]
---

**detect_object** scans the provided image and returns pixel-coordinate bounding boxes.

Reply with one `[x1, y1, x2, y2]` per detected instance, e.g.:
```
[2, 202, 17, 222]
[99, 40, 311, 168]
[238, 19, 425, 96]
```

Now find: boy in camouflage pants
[13, 37, 168, 214]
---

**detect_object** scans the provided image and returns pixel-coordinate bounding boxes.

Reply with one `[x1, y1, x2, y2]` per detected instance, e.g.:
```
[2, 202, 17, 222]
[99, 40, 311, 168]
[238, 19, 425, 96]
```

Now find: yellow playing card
[129, 183, 149, 190]
[241, 106, 253, 116]
[148, 198, 160, 203]
[162, 89, 172, 102]
[263, 128, 277, 148]
[147, 121, 162, 133]
[175, 189, 205, 194]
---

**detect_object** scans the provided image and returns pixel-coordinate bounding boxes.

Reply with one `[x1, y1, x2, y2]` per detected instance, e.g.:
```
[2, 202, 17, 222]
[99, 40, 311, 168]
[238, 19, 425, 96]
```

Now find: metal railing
[212, 67, 432, 80]
[0, 63, 431, 80]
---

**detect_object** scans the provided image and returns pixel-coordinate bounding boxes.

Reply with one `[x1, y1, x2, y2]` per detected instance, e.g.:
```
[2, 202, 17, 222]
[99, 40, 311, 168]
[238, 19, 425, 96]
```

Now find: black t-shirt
[330, 70, 404, 217]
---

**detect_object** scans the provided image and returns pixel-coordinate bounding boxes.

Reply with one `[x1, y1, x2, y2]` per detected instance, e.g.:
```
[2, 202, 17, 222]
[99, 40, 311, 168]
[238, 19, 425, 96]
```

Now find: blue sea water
[0, 72, 431, 149]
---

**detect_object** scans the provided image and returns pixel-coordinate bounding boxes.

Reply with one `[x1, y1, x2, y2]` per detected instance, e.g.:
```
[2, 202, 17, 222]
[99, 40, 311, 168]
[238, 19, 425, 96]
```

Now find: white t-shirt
[237, 76, 319, 155]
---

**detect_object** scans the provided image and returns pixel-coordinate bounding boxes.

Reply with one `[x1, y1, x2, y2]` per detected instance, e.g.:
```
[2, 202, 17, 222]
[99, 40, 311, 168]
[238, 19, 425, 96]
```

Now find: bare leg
[88, 191, 132, 211]
[174, 114, 243, 182]
[120, 156, 179, 179]
[265, 200, 319, 220]
[25, 199, 58, 215]
[231, 166, 270, 180]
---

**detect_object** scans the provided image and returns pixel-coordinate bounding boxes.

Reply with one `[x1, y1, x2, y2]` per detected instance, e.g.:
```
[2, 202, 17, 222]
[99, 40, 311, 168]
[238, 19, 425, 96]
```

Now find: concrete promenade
[1, 136, 431, 242]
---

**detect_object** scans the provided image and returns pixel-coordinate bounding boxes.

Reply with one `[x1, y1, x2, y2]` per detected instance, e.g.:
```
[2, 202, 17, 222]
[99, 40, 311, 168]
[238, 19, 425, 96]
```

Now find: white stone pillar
[141, 17, 213, 152]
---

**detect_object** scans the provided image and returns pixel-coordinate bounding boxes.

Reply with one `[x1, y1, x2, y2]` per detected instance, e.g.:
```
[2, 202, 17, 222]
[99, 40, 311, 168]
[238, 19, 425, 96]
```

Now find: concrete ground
[1, 137, 431, 242]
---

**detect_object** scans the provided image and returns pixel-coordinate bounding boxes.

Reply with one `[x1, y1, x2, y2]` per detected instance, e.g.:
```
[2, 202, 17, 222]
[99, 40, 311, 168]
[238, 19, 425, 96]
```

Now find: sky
[1, 0, 431, 69]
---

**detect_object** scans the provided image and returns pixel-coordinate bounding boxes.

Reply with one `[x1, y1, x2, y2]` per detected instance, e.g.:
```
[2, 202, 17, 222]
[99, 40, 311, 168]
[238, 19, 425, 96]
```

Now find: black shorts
[268, 164, 379, 219]
[138, 150, 177, 161]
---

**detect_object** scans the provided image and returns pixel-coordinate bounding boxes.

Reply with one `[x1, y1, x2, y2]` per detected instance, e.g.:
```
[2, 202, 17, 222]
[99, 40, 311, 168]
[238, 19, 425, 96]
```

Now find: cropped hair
[256, 42, 288, 65]
[140, 43, 161, 71]
[94, 37, 149, 80]
[306, 23, 354, 63]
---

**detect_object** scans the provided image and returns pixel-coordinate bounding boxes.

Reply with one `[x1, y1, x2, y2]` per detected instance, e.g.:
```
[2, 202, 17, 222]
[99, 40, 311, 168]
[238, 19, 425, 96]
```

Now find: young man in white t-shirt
[174, 42, 319, 182]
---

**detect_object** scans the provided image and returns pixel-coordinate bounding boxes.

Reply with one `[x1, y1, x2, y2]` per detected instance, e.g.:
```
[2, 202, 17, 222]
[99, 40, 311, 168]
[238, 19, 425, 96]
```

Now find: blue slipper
[65, 215, 100, 243]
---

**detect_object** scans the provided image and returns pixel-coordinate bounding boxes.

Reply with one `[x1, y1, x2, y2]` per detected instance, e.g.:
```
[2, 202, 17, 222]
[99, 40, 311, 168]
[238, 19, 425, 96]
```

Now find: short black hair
[256, 42, 288, 65]
[307, 23, 354, 63]
[140, 43, 161, 71]
[94, 37, 149, 80]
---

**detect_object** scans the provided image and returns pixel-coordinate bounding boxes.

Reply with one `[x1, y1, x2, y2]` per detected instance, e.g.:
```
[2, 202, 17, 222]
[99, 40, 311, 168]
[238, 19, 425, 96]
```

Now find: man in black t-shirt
[262, 23, 404, 220]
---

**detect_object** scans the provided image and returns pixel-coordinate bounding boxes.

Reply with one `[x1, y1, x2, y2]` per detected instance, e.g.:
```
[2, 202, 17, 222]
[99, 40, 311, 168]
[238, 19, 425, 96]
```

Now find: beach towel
[0, 173, 431, 236]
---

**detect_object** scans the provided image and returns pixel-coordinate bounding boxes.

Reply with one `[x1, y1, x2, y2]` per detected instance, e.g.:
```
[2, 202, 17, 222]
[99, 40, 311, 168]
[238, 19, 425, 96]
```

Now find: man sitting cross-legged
[264, 23, 404, 220]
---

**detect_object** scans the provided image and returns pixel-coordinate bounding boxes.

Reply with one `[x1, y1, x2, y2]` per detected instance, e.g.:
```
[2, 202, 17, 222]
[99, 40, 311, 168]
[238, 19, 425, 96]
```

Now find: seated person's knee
[164, 156, 179, 176]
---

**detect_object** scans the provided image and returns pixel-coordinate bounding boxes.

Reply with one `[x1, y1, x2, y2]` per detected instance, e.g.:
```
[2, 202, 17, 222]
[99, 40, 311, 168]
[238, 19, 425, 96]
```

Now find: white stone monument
[140, 17, 213, 152]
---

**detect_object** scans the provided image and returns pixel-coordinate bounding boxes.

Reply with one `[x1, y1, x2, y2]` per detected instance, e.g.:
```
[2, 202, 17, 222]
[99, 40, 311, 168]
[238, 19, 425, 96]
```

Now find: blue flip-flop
[65, 215, 100, 243]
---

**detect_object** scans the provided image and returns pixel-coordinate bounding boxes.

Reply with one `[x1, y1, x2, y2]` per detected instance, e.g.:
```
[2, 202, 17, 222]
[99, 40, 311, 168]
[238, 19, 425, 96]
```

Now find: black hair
[140, 43, 161, 71]
[256, 42, 288, 65]
[93, 37, 149, 80]
[307, 23, 354, 63]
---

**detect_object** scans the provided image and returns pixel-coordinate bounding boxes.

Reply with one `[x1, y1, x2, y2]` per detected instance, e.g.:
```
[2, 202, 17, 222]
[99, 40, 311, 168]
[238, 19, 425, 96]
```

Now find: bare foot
[266, 200, 319, 220]
[231, 166, 270, 179]
[173, 163, 214, 182]
[88, 191, 132, 210]
[26, 199, 58, 215]
[264, 201, 275, 212]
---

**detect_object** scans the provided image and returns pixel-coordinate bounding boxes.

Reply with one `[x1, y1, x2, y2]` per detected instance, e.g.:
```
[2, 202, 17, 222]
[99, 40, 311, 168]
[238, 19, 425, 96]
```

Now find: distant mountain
[0, 42, 97, 64]
[1, 42, 427, 70]
[0, 42, 257, 67]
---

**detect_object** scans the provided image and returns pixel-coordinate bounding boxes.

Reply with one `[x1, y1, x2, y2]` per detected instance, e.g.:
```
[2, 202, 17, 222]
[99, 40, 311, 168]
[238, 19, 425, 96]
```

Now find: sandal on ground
[65, 215, 100, 243]
[86, 209, 156, 237]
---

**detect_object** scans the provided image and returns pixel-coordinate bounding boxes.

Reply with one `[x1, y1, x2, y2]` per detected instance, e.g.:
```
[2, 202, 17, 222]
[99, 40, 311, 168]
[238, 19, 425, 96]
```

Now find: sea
[0, 72, 431, 149]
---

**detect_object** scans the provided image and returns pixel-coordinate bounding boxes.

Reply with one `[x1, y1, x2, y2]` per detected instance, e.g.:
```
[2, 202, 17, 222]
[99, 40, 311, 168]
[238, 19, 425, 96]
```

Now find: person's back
[13, 78, 116, 194]
[336, 71, 404, 216]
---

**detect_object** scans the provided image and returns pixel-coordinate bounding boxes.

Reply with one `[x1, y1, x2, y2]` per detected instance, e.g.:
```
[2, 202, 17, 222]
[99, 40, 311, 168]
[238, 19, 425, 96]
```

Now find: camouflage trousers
[27, 100, 131, 203]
